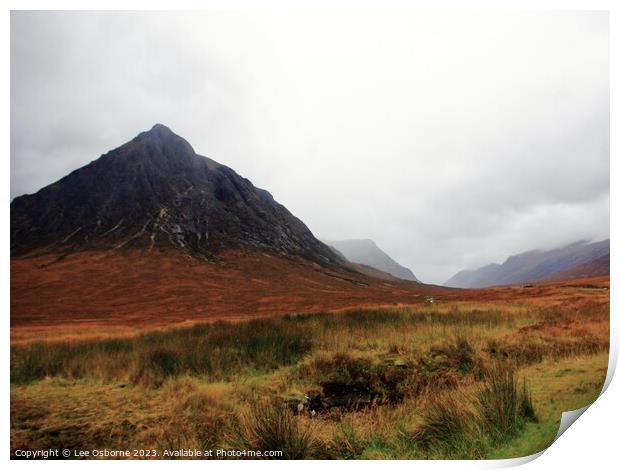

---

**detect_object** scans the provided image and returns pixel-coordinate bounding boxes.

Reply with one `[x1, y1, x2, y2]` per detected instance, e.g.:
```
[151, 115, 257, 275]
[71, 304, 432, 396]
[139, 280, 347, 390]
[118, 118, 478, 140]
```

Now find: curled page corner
[550, 334, 617, 444]
[495, 405, 595, 468]
[499, 351, 615, 468]
[554, 405, 591, 442]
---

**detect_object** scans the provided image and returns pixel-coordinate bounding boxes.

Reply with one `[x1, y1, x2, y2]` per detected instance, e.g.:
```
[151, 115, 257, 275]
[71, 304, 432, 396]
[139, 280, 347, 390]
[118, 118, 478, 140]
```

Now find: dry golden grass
[10, 275, 609, 459]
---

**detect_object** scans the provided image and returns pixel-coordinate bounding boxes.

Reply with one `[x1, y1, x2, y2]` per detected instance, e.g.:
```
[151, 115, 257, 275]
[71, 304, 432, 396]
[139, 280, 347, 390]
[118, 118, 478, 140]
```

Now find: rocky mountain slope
[11, 124, 342, 266]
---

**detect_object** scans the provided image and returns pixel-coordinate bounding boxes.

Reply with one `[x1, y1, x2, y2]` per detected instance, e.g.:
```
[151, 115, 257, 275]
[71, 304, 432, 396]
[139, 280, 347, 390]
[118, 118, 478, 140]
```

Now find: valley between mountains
[10, 125, 610, 460]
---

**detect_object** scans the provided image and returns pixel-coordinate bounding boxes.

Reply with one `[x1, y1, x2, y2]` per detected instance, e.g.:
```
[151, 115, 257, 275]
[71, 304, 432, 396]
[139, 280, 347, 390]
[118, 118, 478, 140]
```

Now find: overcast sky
[11, 10, 609, 284]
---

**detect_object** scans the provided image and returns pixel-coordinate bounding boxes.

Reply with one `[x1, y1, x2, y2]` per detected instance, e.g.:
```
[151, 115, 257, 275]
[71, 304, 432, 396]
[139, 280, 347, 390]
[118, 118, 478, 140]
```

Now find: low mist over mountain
[10, 124, 342, 266]
[325, 239, 419, 282]
[445, 239, 610, 288]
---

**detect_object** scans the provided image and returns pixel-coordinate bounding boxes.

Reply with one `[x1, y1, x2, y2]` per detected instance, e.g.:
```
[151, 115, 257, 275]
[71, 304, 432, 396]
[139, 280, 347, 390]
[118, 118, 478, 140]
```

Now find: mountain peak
[136, 123, 186, 143]
[145, 123, 176, 137]
[10, 126, 342, 266]
[115, 123, 198, 165]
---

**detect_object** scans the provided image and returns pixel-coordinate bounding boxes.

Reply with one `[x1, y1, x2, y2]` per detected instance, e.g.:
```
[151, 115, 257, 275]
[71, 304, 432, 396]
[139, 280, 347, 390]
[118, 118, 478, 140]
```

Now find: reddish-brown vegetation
[10, 248, 609, 343]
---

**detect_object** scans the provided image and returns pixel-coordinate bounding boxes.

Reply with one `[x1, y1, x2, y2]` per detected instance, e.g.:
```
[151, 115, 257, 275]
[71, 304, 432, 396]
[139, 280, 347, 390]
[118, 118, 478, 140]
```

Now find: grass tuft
[411, 363, 538, 457]
[475, 363, 521, 439]
[227, 400, 322, 459]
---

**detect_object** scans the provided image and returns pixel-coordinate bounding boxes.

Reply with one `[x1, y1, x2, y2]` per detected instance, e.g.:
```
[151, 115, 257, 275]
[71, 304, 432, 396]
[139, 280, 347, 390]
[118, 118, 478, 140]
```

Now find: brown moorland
[10, 272, 609, 459]
[10, 247, 609, 344]
[11, 248, 445, 343]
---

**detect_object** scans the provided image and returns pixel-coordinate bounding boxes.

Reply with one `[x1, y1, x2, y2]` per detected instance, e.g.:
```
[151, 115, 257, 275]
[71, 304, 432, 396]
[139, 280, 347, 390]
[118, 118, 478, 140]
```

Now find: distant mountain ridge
[445, 239, 610, 288]
[325, 239, 419, 282]
[546, 253, 610, 281]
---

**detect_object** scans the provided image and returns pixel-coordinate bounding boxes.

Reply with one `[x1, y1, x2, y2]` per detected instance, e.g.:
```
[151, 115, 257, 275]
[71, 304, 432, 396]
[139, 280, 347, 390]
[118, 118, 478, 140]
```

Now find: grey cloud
[11, 10, 609, 284]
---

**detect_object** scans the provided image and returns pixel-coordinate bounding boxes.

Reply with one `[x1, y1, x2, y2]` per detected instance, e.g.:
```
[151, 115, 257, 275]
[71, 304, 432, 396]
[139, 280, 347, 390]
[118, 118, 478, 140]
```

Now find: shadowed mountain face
[325, 239, 419, 282]
[10, 124, 342, 265]
[445, 239, 610, 288]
